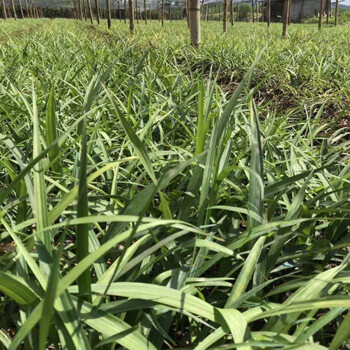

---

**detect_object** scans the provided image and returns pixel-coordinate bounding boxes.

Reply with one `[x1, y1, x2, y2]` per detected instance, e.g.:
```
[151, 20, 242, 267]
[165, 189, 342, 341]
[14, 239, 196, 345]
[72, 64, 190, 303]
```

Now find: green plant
[0, 18, 350, 350]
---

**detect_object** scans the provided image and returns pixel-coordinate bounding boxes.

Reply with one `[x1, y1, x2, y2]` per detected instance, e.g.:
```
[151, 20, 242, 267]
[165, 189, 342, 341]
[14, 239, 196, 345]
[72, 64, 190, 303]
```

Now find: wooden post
[287, 0, 291, 24]
[94, 0, 100, 24]
[1, 0, 7, 20]
[83, 0, 88, 20]
[18, 0, 24, 18]
[251, 0, 254, 22]
[129, 0, 134, 32]
[106, 0, 111, 28]
[267, 0, 271, 26]
[169, 3, 171, 21]
[256, 0, 258, 21]
[143, 0, 146, 22]
[326, 0, 330, 23]
[124, 0, 126, 23]
[118, 0, 121, 20]
[223, 0, 227, 31]
[161, 0, 164, 25]
[25, 0, 29, 16]
[87, 0, 93, 23]
[11, 0, 17, 19]
[189, 0, 200, 46]
[77, 0, 82, 19]
[186, 0, 189, 26]
[318, 0, 323, 30]
[230, 0, 233, 25]
[334, 0, 338, 26]
[282, 0, 289, 37]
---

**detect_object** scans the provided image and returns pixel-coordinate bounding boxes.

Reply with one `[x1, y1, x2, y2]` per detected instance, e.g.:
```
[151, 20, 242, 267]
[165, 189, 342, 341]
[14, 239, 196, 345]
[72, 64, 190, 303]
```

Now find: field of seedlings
[1, 15, 350, 350]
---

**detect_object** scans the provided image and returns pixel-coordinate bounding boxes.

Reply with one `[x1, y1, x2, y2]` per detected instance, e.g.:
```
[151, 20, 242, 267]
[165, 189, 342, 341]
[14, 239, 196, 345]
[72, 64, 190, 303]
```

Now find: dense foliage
[0, 19, 350, 349]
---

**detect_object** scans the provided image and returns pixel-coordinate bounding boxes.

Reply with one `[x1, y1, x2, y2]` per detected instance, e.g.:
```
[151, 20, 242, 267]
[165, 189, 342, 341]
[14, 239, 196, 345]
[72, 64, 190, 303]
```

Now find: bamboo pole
[223, 0, 227, 31]
[230, 0, 233, 25]
[129, 0, 134, 32]
[143, 0, 147, 23]
[189, 0, 200, 46]
[334, 0, 338, 26]
[161, 0, 164, 26]
[318, 0, 323, 30]
[282, 0, 290, 37]
[11, 0, 17, 19]
[87, 0, 93, 23]
[94, 0, 100, 24]
[106, 0, 111, 28]
[1, 0, 7, 20]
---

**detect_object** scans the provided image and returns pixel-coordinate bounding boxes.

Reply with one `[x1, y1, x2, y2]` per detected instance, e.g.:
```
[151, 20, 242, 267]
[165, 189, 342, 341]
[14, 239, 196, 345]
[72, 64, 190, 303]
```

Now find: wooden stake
[223, 0, 227, 31]
[94, 0, 100, 24]
[11, 0, 17, 19]
[230, 0, 233, 25]
[267, 0, 270, 26]
[87, 0, 93, 23]
[318, 0, 323, 30]
[189, 0, 200, 46]
[282, 0, 290, 37]
[1, 0, 7, 20]
[186, 0, 189, 26]
[106, 0, 111, 28]
[143, 0, 147, 23]
[161, 0, 164, 26]
[334, 0, 338, 26]
[129, 0, 134, 32]
[18, 0, 24, 18]
[24, 0, 29, 16]
[83, 0, 88, 20]
[287, 0, 291, 24]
